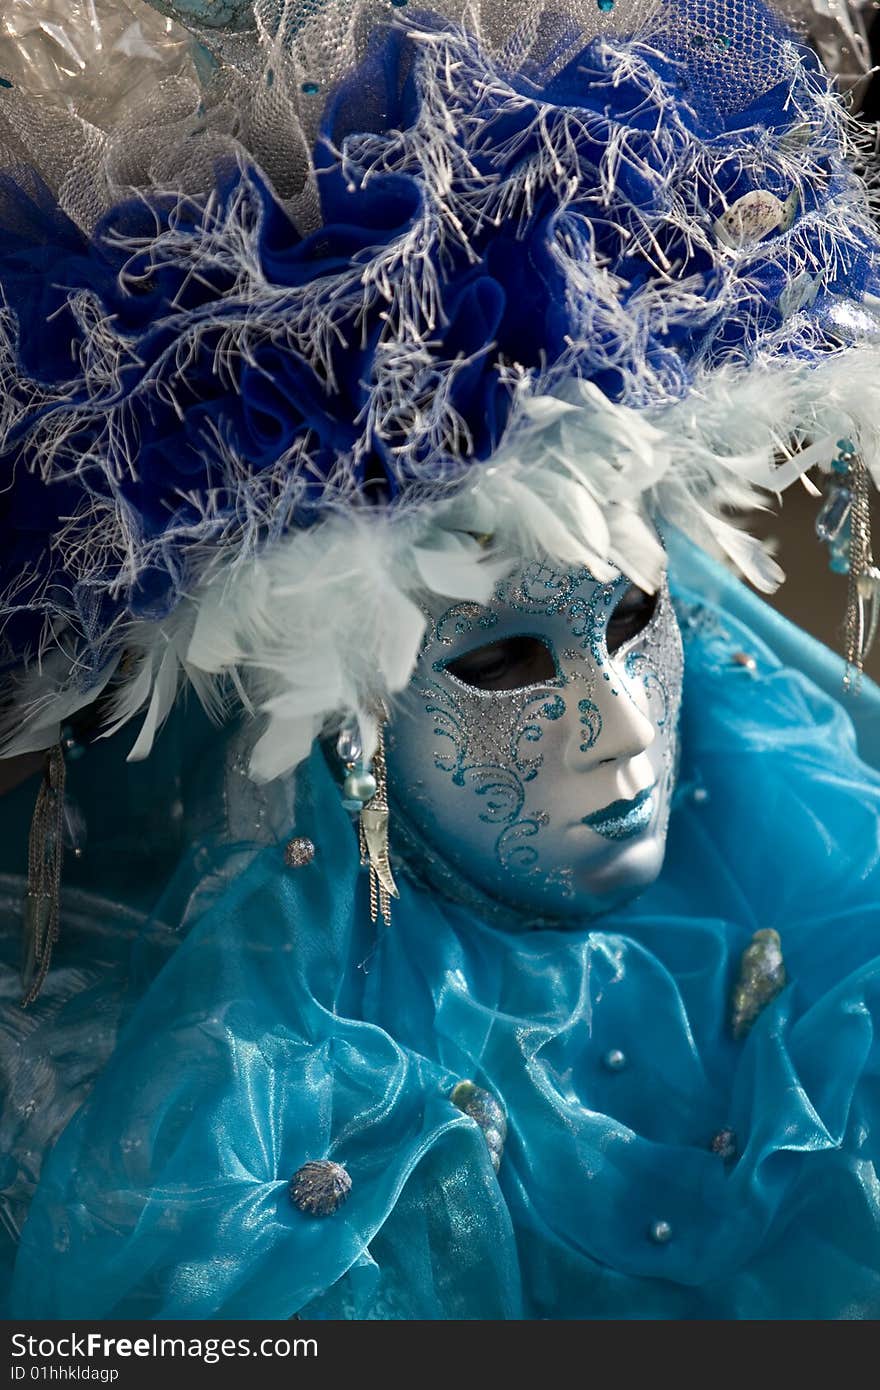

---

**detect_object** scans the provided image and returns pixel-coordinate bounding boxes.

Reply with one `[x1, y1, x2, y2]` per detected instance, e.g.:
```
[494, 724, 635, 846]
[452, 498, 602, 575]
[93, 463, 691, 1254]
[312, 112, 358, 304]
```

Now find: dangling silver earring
[816, 436, 880, 691]
[337, 710, 398, 926]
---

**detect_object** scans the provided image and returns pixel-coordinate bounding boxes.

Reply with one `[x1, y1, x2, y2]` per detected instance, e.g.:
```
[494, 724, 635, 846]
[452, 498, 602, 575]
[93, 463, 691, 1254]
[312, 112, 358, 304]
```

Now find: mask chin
[385, 561, 684, 924]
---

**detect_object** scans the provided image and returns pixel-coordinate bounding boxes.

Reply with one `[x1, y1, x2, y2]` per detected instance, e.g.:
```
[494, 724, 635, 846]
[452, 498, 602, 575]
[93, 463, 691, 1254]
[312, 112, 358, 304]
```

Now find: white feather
[127, 641, 181, 762]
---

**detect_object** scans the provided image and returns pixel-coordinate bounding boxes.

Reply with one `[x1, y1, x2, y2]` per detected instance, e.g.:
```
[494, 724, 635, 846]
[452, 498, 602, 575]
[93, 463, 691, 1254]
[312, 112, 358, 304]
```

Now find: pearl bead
[692, 786, 709, 804]
[731, 651, 757, 673]
[649, 1220, 672, 1244]
[60, 725, 85, 760]
[603, 1048, 627, 1071]
[343, 768, 377, 803]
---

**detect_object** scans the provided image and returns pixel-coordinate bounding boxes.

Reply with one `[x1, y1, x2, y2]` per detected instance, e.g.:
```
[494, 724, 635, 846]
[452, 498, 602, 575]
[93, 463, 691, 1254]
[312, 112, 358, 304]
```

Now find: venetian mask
[384, 560, 684, 922]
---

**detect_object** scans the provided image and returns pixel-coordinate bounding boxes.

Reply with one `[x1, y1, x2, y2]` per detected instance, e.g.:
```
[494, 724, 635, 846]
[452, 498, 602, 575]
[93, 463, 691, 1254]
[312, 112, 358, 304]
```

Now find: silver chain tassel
[20, 742, 66, 1008]
[358, 717, 398, 926]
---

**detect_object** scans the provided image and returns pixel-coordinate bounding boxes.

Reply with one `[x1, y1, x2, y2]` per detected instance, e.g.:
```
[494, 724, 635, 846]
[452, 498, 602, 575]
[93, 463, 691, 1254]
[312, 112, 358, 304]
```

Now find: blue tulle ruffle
[4, 541, 880, 1319]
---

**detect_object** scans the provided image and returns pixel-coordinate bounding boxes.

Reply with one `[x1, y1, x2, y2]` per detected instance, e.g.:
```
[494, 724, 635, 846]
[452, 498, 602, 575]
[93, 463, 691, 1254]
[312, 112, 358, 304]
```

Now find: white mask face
[385, 561, 683, 921]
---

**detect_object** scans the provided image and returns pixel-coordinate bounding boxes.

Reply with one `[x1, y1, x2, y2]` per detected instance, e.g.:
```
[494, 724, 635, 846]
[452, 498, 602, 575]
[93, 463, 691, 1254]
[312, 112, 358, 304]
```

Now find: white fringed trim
[3, 340, 879, 780]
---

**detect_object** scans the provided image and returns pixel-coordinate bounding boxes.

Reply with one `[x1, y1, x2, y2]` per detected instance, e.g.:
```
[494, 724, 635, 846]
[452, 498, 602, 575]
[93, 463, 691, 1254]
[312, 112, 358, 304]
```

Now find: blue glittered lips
[581, 786, 656, 840]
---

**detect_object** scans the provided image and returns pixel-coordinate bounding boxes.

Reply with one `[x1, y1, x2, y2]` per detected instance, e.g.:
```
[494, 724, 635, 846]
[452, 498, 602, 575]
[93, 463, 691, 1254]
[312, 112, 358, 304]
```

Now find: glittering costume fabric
[3, 542, 880, 1320]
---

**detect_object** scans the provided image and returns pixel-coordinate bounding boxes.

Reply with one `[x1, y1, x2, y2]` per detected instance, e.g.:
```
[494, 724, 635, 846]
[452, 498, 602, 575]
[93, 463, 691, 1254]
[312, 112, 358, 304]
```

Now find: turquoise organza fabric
[4, 540, 880, 1319]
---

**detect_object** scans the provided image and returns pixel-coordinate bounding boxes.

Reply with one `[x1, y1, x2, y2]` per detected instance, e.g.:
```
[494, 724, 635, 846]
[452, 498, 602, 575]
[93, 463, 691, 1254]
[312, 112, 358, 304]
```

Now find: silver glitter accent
[289, 1160, 352, 1216]
[730, 928, 787, 1039]
[435, 602, 498, 646]
[603, 1048, 627, 1071]
[451, 1079, 507, 1172]
[284, 836, 316, 868]
[710, 1128, 738, 1162]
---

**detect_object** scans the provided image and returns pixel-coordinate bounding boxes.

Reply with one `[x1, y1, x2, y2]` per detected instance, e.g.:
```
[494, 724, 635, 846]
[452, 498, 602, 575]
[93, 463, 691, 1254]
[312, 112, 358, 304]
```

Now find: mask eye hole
[444, 635, 556, 691]
[606, 583, 658, 654]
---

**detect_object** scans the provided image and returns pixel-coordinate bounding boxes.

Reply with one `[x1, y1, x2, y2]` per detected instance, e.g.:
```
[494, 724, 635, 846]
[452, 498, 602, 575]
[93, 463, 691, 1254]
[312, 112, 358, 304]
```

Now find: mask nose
[564, 668, 656, 772]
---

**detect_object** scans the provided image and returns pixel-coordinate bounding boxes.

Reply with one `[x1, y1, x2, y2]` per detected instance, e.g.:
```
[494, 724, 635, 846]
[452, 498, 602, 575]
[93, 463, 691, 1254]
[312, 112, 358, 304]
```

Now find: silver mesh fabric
[0, 0, 733, 231]
[0, 0, 842, 231]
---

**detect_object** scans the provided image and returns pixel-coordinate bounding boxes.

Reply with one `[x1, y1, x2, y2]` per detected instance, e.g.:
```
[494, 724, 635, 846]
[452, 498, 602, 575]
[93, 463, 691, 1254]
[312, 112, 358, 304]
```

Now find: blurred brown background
[742, 2, 880, 683]
[750, 486, 880, 682]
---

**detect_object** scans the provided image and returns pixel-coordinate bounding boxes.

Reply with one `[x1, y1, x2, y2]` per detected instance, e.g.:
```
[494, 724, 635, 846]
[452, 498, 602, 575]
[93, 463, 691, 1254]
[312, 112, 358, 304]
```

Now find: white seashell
[779, 271, 819, 320]
[778, 122, 816, 153]
[714, 190, 785, 249]
[779, 187, 799, 232]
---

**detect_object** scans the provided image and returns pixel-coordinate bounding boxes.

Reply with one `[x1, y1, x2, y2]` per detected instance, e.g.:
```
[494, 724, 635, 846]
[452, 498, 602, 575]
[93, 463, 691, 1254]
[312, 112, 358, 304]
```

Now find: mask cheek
[621, 599, 684, 733]
[385, 684, 499, 866]
[612, 650, 663, 730]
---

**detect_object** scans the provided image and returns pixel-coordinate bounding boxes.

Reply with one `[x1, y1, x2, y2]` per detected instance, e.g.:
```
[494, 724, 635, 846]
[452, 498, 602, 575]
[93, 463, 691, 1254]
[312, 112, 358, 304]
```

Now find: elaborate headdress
[1, 0, 879, 784]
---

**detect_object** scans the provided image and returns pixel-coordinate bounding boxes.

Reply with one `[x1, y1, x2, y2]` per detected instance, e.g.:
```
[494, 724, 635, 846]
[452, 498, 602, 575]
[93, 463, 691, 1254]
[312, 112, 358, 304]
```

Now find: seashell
[778, 122, 816, 153]
[779, 187, 799, 232]
[288, 1160, 352, 1216]
[730, 928, 786, 1039]
[451, 1079, 508, 1172]
[779, 270, 819, 320]
[714, 190, 784, 249]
